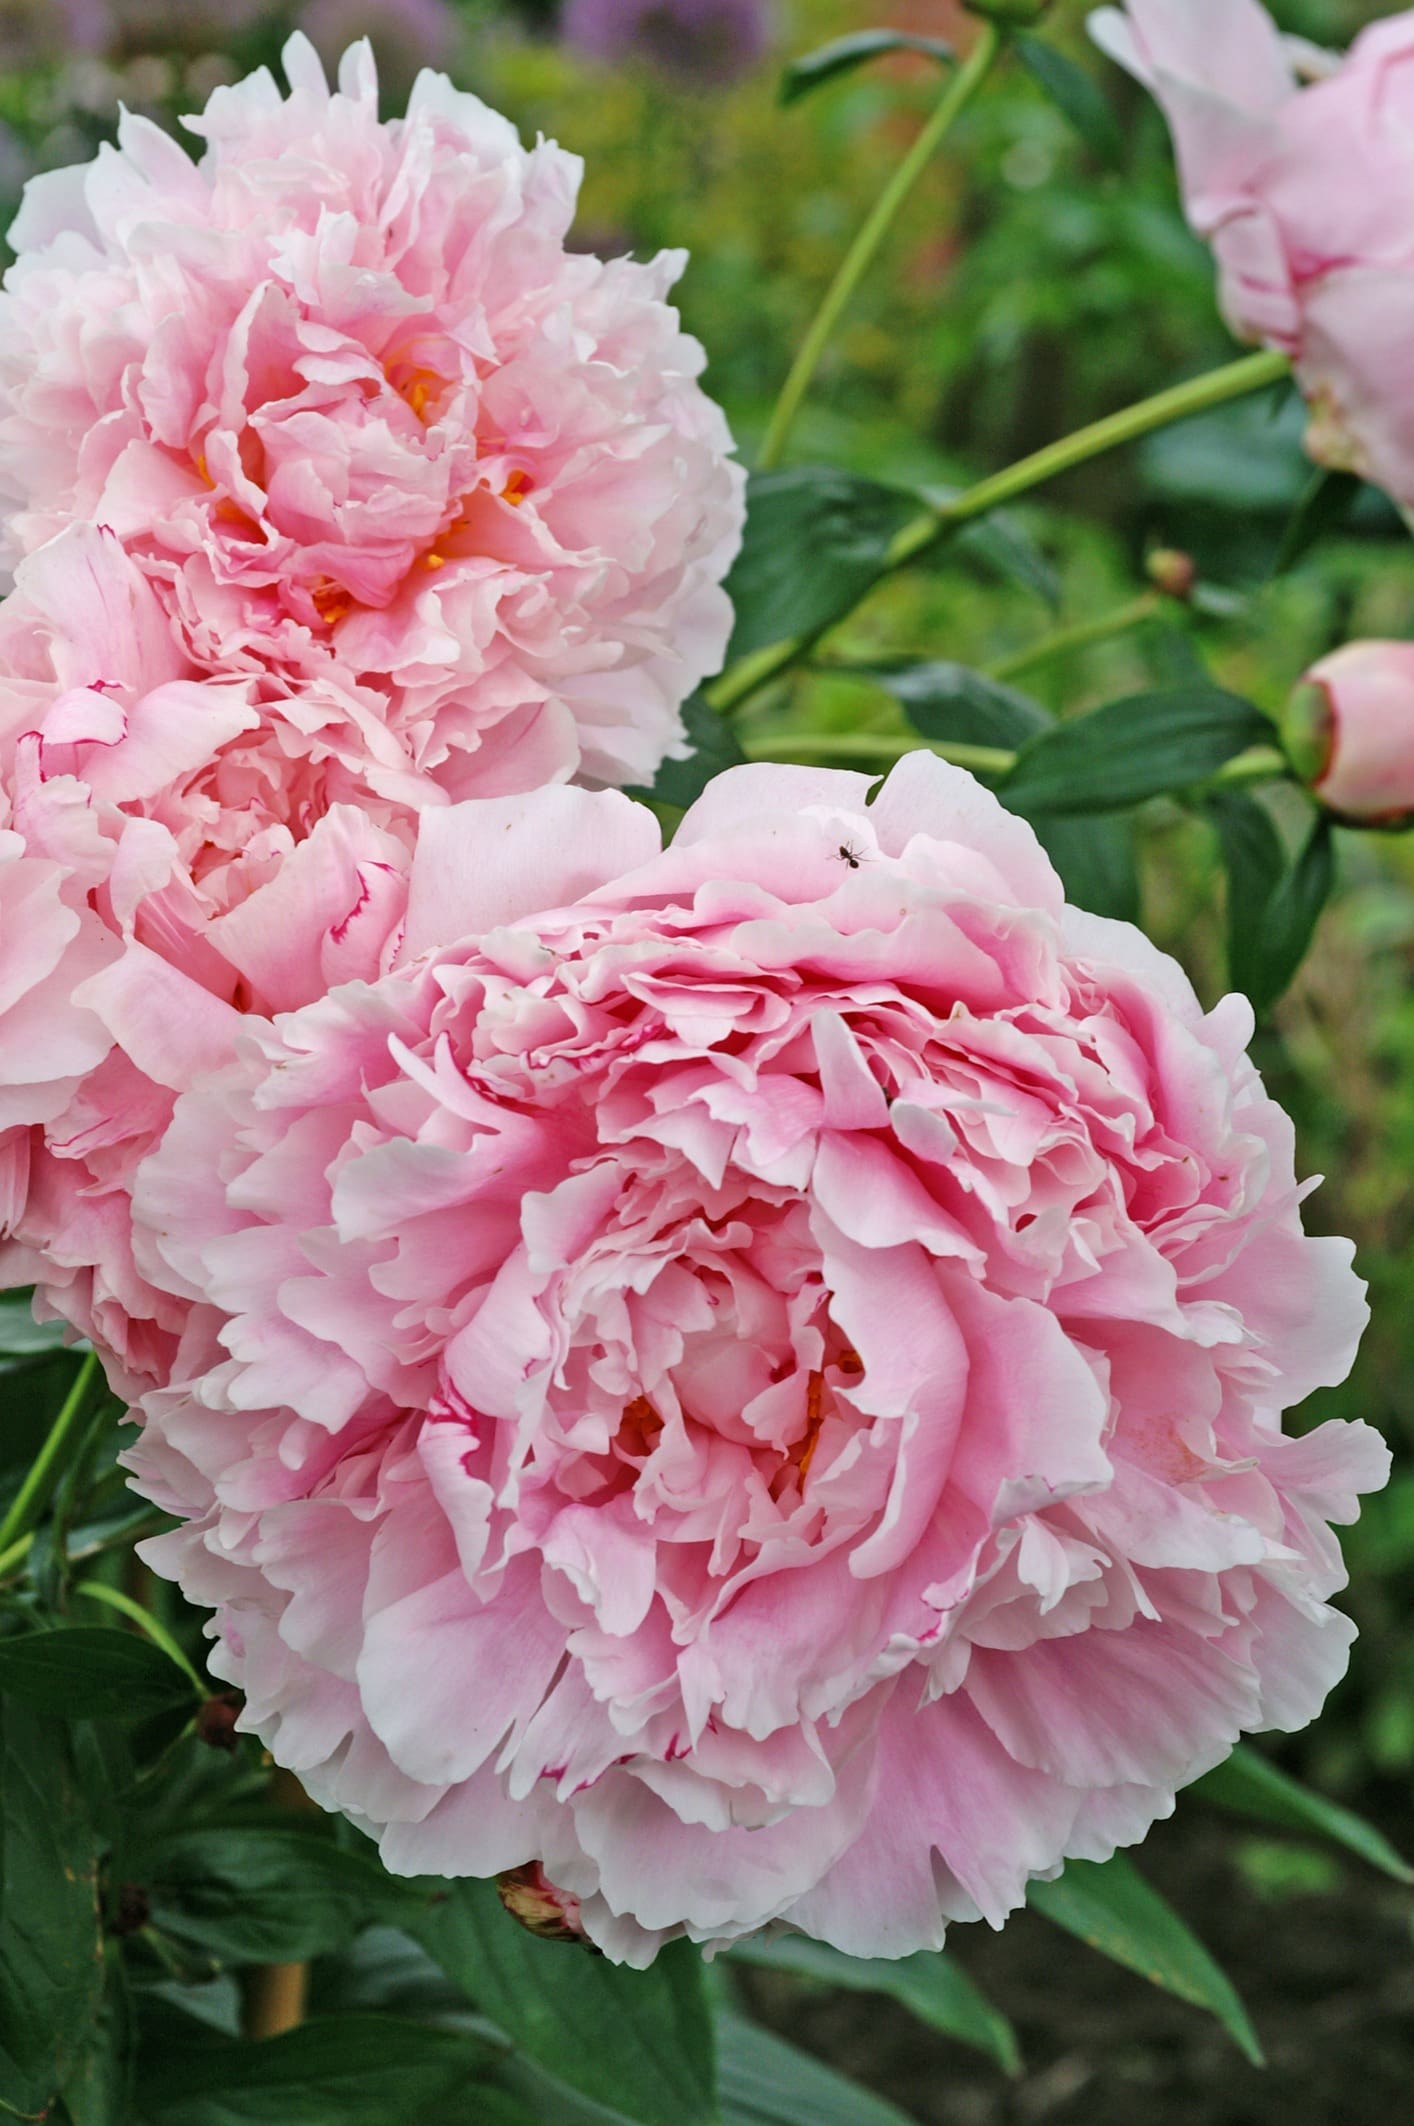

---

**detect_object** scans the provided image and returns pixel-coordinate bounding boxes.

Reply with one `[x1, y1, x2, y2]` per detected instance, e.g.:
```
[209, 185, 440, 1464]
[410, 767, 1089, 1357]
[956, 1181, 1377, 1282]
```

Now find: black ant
[835, 841, 866, 870]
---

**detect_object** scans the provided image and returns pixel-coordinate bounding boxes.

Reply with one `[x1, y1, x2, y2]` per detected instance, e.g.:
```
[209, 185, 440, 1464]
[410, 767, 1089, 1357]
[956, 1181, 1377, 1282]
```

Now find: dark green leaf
[58, 1953, 132, 2126]
[141, 1829, 426, 1967]
[1271, 468, 1362, 577]
[1015, 36, 1124, 164]
[628, 695, 747, 811]
[718, 2012, 915, 2126]
[1210, 796, 1333, 1015]
[779, 30, 954, 106]
[948, 512, 1061, 608]
[1002, 686, 1272, 815]
[0, 1295, 76, 1360]
[135, 2012, 498, 2126]
[728, 1936, 1020, 2074]
[1195, 1744, 1413, 1884]
[411, 1880, 715, 2126]
[1031, 811, 1140, 922]
[863, 660, 1048, 749]
[0, 1628, 197, 1723]
[724, 469, 918, 661]
[1029, 1854, 1263, 2065]
[0, 1703, 105, 2120]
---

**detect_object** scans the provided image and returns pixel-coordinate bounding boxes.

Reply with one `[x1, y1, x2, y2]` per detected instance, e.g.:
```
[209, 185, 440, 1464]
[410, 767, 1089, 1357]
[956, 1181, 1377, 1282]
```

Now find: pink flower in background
[1283, 639, 1414, 826]
[126, 757, 1384, 1963]
[0, 33, 743, 797]
[1090, 0, 1414, 505]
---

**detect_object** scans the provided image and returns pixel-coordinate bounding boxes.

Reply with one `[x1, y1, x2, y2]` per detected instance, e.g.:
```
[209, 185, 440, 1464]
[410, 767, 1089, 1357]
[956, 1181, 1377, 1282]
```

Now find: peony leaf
[411, 1881, 715, 2126]
[1029, 1853, 1263, 2065]
[1195, 1745, 1413, 1884]
[778, 31, 955, 107]
[629, 695, 747, 812]
[1209, 794, 1334, 1016]
[1031, 812, 1140, 921]
[0, 1703, 106, 2121]
[718, 2011, 916, 2126]
[947, 510, 1062, 608]
[135, 2009, 504, 2126]
[1271, 467, 1363, 577]
[1001, 685, 1273, 814]
[0, 1627, 197, 1723]
[1014, 35, 1124, 165]
[138, 1828, 428, 1967]
[55, 1950, 131, 2126]
[861, 659, 1049, 750]
[723, 470, 919, 663]
[728, 1935, 1020, 2074]
[0, 1293, 76, 1360]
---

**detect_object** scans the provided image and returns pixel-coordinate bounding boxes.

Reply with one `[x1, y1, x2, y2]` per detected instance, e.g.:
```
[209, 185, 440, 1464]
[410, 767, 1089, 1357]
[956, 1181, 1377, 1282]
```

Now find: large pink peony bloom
[0, 33, 743, 795]
[124, 758, 1385, 1962]
[1090, 0, 1414, 505]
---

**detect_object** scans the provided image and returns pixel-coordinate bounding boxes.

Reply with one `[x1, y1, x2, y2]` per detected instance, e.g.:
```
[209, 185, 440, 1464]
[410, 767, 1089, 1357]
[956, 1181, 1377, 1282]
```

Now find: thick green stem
[0, 1349, 99, 1557]
[743, 730, 1016, 777]
[743, 733, 1293, 797]
[709, 349, 1291, 715]
[888, 349, 1290, 567]
[988, 593, 1162, 685]
[758, 24, 1004, 471]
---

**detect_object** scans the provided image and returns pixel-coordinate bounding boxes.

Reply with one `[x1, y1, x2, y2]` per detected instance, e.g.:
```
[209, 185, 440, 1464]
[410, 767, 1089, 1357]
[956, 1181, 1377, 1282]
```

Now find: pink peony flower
[125, 758, 1384, 1963]
[1283, 638, 1414, 826]
[1090, 0, 1414, 505]
[0, 522, 422, 1398]
[0, 782, 120, 1232]
[0, 33, 743, 796]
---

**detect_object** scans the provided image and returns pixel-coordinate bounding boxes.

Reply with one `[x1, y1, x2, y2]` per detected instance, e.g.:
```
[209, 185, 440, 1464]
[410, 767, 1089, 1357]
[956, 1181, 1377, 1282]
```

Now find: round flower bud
[124, 759, 1384, 1964]
[1282, 641, 1414, 827]
[1146, 548, 1197, 602]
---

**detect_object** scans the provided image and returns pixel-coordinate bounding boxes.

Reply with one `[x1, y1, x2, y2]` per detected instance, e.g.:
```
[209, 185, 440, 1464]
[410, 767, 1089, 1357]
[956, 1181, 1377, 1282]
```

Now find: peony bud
[496, 1864, 595, 1948]
[1283, 641, 1414, 827]
[195, 1692, 244, 1752]
[1146, 548, 1197, 602]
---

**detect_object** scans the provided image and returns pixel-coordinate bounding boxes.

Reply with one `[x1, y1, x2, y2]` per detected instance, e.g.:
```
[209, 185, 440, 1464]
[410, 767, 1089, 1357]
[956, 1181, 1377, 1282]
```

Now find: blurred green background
[1, 1, 1409, 2119]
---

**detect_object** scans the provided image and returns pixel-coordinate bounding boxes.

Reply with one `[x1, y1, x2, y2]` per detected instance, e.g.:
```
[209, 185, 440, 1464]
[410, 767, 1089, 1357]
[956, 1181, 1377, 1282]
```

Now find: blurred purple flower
[0, 0, 106, 67]
[106, 0, 266, 53]
[563, 0, 772, 87]
[299, 0, 458, 102]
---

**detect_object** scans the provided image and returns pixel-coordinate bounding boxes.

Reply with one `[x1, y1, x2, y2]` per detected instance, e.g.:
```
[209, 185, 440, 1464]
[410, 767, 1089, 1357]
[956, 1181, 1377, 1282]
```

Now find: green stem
[988, 592, 1162, 685]
[743, 733, 1293, 797]
[0, 1350, 99, 1557]
[76, 1578, 205, 1695]
[757, 23, 1005, 471]
[743, 730, 1016, 777]
[889, 348, 1291, 567]
[709, 348, 1291, 715]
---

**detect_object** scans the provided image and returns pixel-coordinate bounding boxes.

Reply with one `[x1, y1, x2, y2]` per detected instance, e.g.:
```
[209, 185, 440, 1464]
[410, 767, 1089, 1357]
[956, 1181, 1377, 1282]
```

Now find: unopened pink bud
[496, 1862, 593, 1947]
[1283, 641, 1414, 826]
